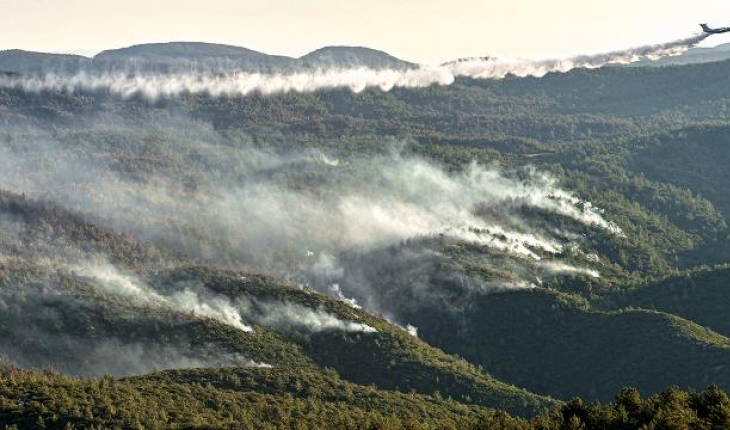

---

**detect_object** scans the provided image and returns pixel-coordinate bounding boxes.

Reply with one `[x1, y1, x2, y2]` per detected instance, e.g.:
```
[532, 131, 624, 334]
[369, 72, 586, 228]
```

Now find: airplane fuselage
[701, 23, 730, 34]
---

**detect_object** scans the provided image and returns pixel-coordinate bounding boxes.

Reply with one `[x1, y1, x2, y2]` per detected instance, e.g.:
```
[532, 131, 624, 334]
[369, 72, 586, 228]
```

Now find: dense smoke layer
[0, 130, 619, 271]
[0, 119, 617, 362]
[0, 35, 708, 99]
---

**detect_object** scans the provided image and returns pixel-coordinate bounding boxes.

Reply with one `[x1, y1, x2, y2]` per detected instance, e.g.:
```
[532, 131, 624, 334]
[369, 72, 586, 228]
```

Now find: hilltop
[0, 42, 418, 75]
[299, 46, 416, 69]
[92, 42, 296, 72]
[0, 49, 90, 74]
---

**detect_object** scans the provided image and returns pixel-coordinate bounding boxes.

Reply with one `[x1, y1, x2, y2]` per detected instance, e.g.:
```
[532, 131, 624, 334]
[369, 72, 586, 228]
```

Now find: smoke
[387, 319, 419, 338]
[0, 133, 619, 269]
[71, 262, 255, 333]
[1, 337, 268, 377]
[443, 34, 709, 78]
[0, 121, 618, 342]
[327, 283, 361, 309]
[52, 341, 270, 377]
[0, 267, 270, 376]
[71, 262, 377, 334]
[538, 261, 600, 279]
[406, 324, 418, 337]
[0, 35, 708, 99]
[0, 39, 647, 379]
[239, 298, 377, 334]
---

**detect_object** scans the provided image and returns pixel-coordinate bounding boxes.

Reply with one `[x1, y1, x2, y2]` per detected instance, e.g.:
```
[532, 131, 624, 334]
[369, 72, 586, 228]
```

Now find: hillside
[603, 266, 730, 337]
[0, 43, 418, 75]
[0, 187, 553, 417]
[94, 43, 416, 72]
[5, 40, 730, 426]
[411, 288, 730, 401]
[0, 365, 522, 429]
[4, 364, 730, 429]
[624, 125, 730, 219]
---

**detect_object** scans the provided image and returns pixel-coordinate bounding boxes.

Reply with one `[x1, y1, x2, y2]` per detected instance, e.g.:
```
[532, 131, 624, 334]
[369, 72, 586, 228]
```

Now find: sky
[2, 0, 730, 64]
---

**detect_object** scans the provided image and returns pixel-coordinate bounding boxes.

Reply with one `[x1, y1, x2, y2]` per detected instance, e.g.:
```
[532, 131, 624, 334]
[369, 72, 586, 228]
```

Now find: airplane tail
[701, 23, 712, 32]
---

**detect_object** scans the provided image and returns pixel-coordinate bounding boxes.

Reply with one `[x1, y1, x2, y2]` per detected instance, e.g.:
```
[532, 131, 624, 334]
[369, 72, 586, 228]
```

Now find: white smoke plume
[406, 324, 419, 337]
[443, 35, 709, 78]
[239, 299, 377, 334]
[0, 35, 707, 99]
[539, 261, 601, 279]
[71, 263, 255, 333]
[1, 338, 270, 377]
[67, 341, 271, 377]
[69, 262, 375, 335]
[0, 265, 271, 376]
[327, 283, 361, 309]
[387, 319, 419, 338]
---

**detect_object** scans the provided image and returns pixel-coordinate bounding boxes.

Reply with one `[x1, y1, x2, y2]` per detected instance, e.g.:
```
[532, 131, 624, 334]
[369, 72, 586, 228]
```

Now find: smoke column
[0, 35, 709, 99]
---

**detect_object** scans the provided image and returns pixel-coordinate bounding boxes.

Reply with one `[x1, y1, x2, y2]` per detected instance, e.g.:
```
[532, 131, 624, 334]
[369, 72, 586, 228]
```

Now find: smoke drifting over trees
[6, 31, 730, 427]
[0, 113, 619, 366]
[0, 34, 708, 99]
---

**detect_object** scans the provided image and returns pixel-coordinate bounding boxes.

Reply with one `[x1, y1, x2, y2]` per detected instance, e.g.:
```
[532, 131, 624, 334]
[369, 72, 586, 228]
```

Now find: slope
[624, 125, 730, 220]
[0, 187, 554, 417]
[0, 365, 526, 429]
[604, 266, 730, 338]
[405, 287, 730, 402]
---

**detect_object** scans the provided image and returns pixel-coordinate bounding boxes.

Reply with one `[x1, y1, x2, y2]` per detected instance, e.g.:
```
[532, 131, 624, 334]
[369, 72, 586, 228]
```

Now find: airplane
[701, 23, 730, 34]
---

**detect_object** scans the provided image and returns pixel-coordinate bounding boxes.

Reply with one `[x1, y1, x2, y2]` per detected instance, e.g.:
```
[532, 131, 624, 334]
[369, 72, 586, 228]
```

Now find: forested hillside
[3, 49, 730, 428]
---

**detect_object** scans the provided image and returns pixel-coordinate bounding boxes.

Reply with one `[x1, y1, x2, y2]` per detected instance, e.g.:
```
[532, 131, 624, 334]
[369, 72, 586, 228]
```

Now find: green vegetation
[4, 53, 730, 427]
[413, 288, 730, 401]
[3, 365, 730, 429]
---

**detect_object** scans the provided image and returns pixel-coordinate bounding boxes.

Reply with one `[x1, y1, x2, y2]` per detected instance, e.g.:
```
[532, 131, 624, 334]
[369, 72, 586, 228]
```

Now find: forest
[2, 50, 730, 428]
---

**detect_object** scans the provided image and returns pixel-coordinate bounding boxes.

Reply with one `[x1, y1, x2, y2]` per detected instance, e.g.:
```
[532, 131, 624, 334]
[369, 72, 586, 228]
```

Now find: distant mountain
[299, 46, 416, 70]
[95, 43, 417, 72]
[0, 43, 419, 75]
[92, 42, 297, 72]
[0, 49, 90, 74]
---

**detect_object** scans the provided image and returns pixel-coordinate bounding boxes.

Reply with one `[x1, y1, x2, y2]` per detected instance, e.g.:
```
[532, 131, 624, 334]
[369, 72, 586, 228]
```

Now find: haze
[3, 0, 730, 64]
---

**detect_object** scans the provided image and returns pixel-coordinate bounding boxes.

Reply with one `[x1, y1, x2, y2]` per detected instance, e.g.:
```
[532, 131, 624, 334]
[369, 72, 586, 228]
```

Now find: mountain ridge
[6, 39, 730, 76]
[0, 42, 417, 74]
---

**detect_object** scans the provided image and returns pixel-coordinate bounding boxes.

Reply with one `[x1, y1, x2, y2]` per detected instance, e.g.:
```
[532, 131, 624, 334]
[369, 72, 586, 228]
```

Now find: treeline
[2, 364, 729, 429]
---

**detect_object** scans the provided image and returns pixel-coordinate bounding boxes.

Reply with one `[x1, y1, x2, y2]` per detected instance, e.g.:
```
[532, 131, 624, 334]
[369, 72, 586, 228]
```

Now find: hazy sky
[3, 0, 730, 63]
